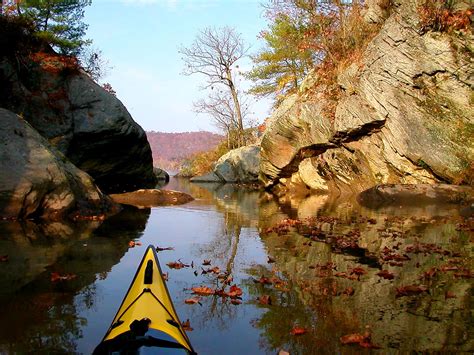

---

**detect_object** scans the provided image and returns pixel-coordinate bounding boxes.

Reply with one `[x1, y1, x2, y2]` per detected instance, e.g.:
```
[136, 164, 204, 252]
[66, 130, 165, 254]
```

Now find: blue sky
[84, 0, 272, 133]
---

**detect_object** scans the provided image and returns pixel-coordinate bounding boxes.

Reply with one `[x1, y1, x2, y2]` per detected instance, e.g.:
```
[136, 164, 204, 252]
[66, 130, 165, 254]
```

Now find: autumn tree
[246, 14, 314, 101]
[180, 27, 249, 147]
[2, 0, 91, 56]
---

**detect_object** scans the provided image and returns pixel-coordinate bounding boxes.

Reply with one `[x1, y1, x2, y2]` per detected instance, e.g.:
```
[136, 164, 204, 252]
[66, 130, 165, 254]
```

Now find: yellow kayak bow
[93, 245, 195, 354]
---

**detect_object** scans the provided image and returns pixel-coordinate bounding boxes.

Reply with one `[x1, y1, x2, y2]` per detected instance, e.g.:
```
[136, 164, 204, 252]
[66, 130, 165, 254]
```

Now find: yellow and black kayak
[93, 245, 196, 354]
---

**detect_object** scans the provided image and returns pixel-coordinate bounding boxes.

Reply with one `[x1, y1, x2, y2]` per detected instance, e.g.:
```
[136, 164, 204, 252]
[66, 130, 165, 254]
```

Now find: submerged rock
[110, 189, 194, 207]
[0, 109, 117, 220]
[358, 184, 474, 207]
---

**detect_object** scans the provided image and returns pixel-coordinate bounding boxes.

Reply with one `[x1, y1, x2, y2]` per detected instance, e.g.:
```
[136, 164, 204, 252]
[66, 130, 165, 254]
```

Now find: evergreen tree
[246, 14, 313, 100]
[12, 0, 91, 55]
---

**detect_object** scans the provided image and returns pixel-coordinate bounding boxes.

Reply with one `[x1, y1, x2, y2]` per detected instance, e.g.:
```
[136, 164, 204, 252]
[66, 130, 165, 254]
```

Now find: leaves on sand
[395, 284, 428, 297]
[290, 326, 307, 336]
[376, 270, 395, 280]
[340, 332, 380, 349]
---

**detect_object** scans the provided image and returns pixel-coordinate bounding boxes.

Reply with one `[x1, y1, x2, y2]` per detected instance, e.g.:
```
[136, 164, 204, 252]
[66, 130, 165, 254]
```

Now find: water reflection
[0, 206, 151, 354]
[0, 179, 471, 354]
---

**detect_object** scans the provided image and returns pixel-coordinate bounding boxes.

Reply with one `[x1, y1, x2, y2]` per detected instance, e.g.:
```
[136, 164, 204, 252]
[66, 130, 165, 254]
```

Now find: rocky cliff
[0, 18, 156, 193]
[260, 0, 473, 195]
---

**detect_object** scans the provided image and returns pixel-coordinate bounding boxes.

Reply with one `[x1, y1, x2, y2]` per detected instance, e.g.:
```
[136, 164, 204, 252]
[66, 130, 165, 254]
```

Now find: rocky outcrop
[0, 109, 117, 220]
[193, 145, 261, 183]
[153, 167, 170, 182]
[0, 25, 156, 193]
[260, 0, 473, 194]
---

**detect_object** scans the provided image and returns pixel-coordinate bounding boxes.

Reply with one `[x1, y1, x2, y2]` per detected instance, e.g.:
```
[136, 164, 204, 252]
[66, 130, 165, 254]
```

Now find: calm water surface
[0, 178, 472, 354]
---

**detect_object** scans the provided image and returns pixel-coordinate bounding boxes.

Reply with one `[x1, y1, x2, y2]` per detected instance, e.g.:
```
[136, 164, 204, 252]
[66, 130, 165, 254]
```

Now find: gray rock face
[259, 0, 473, 193]
[191, 145, 261, 183]
[214, 145, 261, 183]
[0, 50, 156, 193]
[0, 109, 117, 220]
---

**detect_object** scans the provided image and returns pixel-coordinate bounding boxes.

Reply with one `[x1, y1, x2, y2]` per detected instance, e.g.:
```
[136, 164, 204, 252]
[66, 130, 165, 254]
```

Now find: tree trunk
[226, 69, 244, 147]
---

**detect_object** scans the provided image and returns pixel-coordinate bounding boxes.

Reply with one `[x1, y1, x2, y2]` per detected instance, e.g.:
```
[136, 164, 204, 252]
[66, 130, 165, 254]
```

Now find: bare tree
[193, 89, 252, 149]
[180, 26, 248, 146]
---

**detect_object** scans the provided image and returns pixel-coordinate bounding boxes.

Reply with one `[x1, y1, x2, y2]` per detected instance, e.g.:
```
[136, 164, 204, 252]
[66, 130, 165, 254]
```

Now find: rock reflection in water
[0, 206, 150, 354]
[254, 193, 473, 353]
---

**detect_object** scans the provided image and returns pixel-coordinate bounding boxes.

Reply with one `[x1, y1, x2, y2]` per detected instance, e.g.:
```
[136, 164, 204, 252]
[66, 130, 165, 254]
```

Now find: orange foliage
[418, 1, 472, 33]
[29, 52, 79, 74]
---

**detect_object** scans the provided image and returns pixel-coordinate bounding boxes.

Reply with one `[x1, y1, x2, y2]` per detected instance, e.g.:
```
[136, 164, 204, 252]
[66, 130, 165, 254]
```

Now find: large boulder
[215, 145, 261, 183]
[0, 27, 156, 193]
[0, 109, 117, 220]
[260, 0, 473, 193]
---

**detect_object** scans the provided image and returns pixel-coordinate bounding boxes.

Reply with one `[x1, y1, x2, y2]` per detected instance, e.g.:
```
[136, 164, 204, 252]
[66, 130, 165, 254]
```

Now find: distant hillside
[146, 131, 224, 172]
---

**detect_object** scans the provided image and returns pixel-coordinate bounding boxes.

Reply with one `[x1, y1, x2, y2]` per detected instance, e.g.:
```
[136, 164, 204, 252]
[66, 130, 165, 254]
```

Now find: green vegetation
[178, 141, 231, 178]
[1, 0, 91, 56]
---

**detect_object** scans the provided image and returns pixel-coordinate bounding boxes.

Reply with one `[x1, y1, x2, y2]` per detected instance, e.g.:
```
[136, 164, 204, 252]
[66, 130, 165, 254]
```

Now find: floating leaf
[290, 326, 307, 336]
[376, 270, 395, 280]
[258, 295, 272, 305]
[185, 296, 201, 305]
[128, 241, 136, 248]
[202, 259, 211, 266]
[230, 299, 242, 305]
[182, 319, 193, 331]
[396, 285, 428, 297]
[167, 260, 189, 269]
[227, 284, 243, 298]
[191, 286, 215, 296]
[51, 272, 77, 282]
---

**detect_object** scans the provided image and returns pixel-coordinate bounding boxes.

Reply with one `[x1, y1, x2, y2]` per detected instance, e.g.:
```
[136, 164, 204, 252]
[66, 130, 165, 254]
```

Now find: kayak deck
[94, 245, 195, 354]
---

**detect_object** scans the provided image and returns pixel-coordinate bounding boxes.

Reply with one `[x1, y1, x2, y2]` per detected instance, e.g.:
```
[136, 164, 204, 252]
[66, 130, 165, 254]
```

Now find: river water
[0, 178, 472, 354]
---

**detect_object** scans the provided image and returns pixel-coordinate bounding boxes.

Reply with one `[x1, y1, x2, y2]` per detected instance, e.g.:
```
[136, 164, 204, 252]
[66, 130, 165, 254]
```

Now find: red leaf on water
[191, 286, 215, 296]
[377, 270, 395, 280]
[128, 241, 135, 248]
[342, 287, 355, 296]
[258, 295, 272, 305]
[290, 326, 307, 336]
[396, 285, 428, 297]
[181, 319, 193, 331]
[51, 272, 77, 282]
[185, 296, 201, 304]
[227, 284, 243, 298]
[167, 261, 189, 269]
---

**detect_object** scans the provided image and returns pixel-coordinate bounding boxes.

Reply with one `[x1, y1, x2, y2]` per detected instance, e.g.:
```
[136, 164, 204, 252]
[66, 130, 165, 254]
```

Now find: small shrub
[418, 0, 472, 33]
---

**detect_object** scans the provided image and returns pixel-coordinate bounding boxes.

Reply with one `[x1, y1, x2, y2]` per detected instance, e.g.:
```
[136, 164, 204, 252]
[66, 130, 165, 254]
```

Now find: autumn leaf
[445, 291, 456, 299]
[290, 326, 307, 336]
[167, 260, 190, 269]
[340, 333, 368, 344]
[258, 295, 272, 305]
[230, 299, 242, 305]
[135, 241, 142, 246]
[191, 286, 215, 296]
[185, 296, 201, 305]
[182, 319, 193, 331]
[202, 259, 211, 266]
[342, 287, 355, 296]
[129, 240, 136, 248]
[227, 284, 243, 298]
[376, 270, 395, 280]
[51, 272, 77, 282]
[254, 276, 273, 285]
[396, 285, 428, 297]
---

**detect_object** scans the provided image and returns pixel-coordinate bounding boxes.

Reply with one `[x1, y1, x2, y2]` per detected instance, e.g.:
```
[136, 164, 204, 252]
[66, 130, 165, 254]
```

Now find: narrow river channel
[0, 178, 472, 354]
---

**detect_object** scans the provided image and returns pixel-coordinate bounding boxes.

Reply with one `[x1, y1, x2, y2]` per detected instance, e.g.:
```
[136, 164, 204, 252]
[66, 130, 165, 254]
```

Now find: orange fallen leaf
[396, 285, 428, 297]
[254, 276, 273, 285]
[258, 295, 272, 305]
[185, 296, 201, 304]
[377, 270, 395, 280]
[182, 319, 193, 331]
[290, 326, 307, 336]
[342, 287, 355, 296]
[51, 272, 77, 282]
[128, 241, 135, 248]
[230, 299, 242, 305]
[445, 291, 456, 299]
[167, 261, 189, 269]
[227, 284, 243, 298]
[340, 333, 368, 345]
[191, 286, 215, 296]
